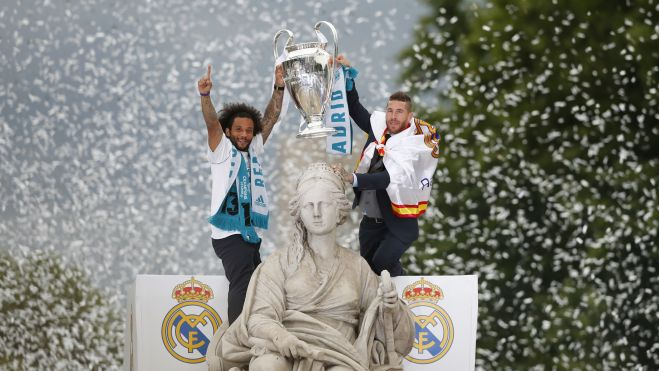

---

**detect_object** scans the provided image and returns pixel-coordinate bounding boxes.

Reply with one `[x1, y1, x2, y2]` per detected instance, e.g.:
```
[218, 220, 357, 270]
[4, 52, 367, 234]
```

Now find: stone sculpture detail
[207, 162, 414, 371]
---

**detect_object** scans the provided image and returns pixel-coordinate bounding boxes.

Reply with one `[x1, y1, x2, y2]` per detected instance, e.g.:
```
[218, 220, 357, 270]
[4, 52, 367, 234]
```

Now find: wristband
[200, 92, 210, 96]
[274, 84, 285, 91]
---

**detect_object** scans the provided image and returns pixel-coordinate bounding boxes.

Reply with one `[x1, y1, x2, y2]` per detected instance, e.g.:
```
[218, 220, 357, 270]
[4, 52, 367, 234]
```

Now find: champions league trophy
[273, 21, 338, 138]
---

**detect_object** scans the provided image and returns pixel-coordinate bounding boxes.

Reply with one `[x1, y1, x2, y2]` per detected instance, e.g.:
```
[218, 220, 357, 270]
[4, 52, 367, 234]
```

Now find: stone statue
[207, 162, 415, 371]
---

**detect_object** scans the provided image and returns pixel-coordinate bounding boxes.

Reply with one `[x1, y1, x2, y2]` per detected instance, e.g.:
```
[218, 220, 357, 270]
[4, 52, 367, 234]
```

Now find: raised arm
[346, 84, 372, 135]
[336, 55, 371, 134]
[261, 64, 285, 144]
[198, 65, 223, 152]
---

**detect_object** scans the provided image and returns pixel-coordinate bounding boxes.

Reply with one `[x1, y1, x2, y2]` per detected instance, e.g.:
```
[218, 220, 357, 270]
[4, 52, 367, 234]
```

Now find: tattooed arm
[261, 64, 285, 145]
[198, 65, 223, 151]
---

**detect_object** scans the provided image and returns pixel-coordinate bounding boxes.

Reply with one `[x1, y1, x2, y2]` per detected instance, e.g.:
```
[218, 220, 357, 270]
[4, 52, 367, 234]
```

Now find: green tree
[0, 250, 123, 370]
[400, 0, 658, 369]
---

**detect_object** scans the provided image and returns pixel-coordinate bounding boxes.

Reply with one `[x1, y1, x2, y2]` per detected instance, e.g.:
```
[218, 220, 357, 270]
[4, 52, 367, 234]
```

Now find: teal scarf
[208, 153, 261, 243]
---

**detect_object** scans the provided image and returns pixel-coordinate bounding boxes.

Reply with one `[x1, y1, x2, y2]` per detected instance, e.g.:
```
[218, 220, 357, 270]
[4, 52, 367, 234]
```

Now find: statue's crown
[296, 162, 344, 192]
[403, 278, 443, 303]
[172, 277, 214, 303]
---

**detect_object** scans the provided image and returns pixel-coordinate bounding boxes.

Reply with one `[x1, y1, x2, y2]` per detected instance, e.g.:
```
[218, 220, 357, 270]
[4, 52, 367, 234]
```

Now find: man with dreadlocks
[197, 64, 285, 324]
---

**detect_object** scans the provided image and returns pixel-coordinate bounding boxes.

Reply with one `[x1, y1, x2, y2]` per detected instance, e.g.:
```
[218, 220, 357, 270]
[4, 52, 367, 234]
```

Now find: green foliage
[400, 0, 658, 369]
[0, 250, 123, 370]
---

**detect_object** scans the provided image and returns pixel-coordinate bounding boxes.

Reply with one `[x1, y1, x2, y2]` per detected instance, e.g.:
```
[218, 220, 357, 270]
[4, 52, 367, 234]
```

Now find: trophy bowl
[274, 21, 338, 139]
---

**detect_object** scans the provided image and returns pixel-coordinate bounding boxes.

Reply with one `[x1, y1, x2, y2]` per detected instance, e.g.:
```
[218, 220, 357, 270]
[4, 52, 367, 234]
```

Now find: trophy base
[297, 127, 337, 139]
[297, 118, 337, 139]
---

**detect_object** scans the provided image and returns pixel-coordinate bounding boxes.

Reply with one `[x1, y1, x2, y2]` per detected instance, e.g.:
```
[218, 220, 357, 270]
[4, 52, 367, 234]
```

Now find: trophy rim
[286, 41, 326, 52]
[296, 126, 337, 139]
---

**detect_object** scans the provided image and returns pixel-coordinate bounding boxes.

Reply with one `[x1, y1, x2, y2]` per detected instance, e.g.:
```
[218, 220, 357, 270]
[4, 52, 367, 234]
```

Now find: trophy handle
[273, 29, 294, 61]
[314, 21, 339, 114]
[314, 21, 338, 64]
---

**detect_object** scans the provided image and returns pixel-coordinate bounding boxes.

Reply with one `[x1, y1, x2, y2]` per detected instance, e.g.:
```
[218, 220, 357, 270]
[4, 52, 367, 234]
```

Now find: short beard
[387, 121, 402, 133]
[228, 136, 249, 151]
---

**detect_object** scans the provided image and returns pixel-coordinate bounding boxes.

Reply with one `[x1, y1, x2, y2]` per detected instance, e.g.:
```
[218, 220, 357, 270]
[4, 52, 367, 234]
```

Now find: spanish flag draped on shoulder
[355, 111, 440, 218]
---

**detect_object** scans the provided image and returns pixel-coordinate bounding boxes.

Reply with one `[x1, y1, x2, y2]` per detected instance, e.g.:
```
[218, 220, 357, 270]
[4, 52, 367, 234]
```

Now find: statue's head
[290, 163, 351, 232]
[288, 163, 352, 266]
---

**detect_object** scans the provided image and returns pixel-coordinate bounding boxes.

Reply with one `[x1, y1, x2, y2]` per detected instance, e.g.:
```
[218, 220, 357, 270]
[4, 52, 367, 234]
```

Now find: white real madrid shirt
[208, 134, 264, 240]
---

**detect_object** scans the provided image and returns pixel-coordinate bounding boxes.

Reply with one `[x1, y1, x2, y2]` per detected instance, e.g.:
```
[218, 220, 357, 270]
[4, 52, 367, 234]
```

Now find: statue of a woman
[208, 162, 414, 371]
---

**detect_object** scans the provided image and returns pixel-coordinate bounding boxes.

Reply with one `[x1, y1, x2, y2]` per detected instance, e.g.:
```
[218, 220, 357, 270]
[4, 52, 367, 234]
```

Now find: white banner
[124, 275, 229, 371]
[125, 274, 477, 371]
[397, 275, 478, 371]
[324, 67, 353, 155]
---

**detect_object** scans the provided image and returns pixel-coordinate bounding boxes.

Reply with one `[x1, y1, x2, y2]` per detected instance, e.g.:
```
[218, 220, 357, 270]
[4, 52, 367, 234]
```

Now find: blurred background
[1, 0, 657, 369]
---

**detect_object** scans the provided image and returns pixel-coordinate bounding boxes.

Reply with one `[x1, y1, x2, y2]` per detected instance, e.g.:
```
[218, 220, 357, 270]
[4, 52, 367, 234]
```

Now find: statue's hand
[379, 270, 398, 310]
[274, 331, 313, 359]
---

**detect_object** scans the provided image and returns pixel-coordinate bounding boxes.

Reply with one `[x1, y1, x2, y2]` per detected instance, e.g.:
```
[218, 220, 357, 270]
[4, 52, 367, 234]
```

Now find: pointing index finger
[207, 65, 212, 79]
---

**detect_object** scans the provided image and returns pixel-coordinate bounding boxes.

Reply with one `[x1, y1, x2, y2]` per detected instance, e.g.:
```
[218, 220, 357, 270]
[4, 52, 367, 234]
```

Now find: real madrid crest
[403, 277, 455, 364]
[161, 277, 222, 364]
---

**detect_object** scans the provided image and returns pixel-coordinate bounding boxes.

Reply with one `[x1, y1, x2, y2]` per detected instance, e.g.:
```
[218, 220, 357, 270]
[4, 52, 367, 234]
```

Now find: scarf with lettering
[209, 147, 269, 243]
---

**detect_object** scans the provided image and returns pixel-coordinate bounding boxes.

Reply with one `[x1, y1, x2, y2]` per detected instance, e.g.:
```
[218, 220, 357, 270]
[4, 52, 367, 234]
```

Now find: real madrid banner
[395, 275, 478, 371]
[125, 275, 229, 371]
[125, 274, 476, 370]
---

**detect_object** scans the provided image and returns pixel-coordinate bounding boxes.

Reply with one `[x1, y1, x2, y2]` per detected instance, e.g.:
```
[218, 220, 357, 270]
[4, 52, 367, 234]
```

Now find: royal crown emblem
[162, 277, 222, 364]
[403, 277, 454, 365]
[403, 277, 443, 303]
[172, 277, 214, 303]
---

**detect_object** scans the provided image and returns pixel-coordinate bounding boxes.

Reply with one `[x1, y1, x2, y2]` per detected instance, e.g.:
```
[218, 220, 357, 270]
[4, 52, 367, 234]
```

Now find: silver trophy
[274, 21, 338, 138]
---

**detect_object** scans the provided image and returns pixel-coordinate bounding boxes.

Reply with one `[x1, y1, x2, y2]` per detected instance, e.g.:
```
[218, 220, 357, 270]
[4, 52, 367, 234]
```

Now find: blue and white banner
[324, 67, 353, 155]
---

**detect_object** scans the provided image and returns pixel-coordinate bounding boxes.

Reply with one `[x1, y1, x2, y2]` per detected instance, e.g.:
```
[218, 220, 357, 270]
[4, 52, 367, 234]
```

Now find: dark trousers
[212, 235, 261, 324]
[359, 217, 412, 277]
